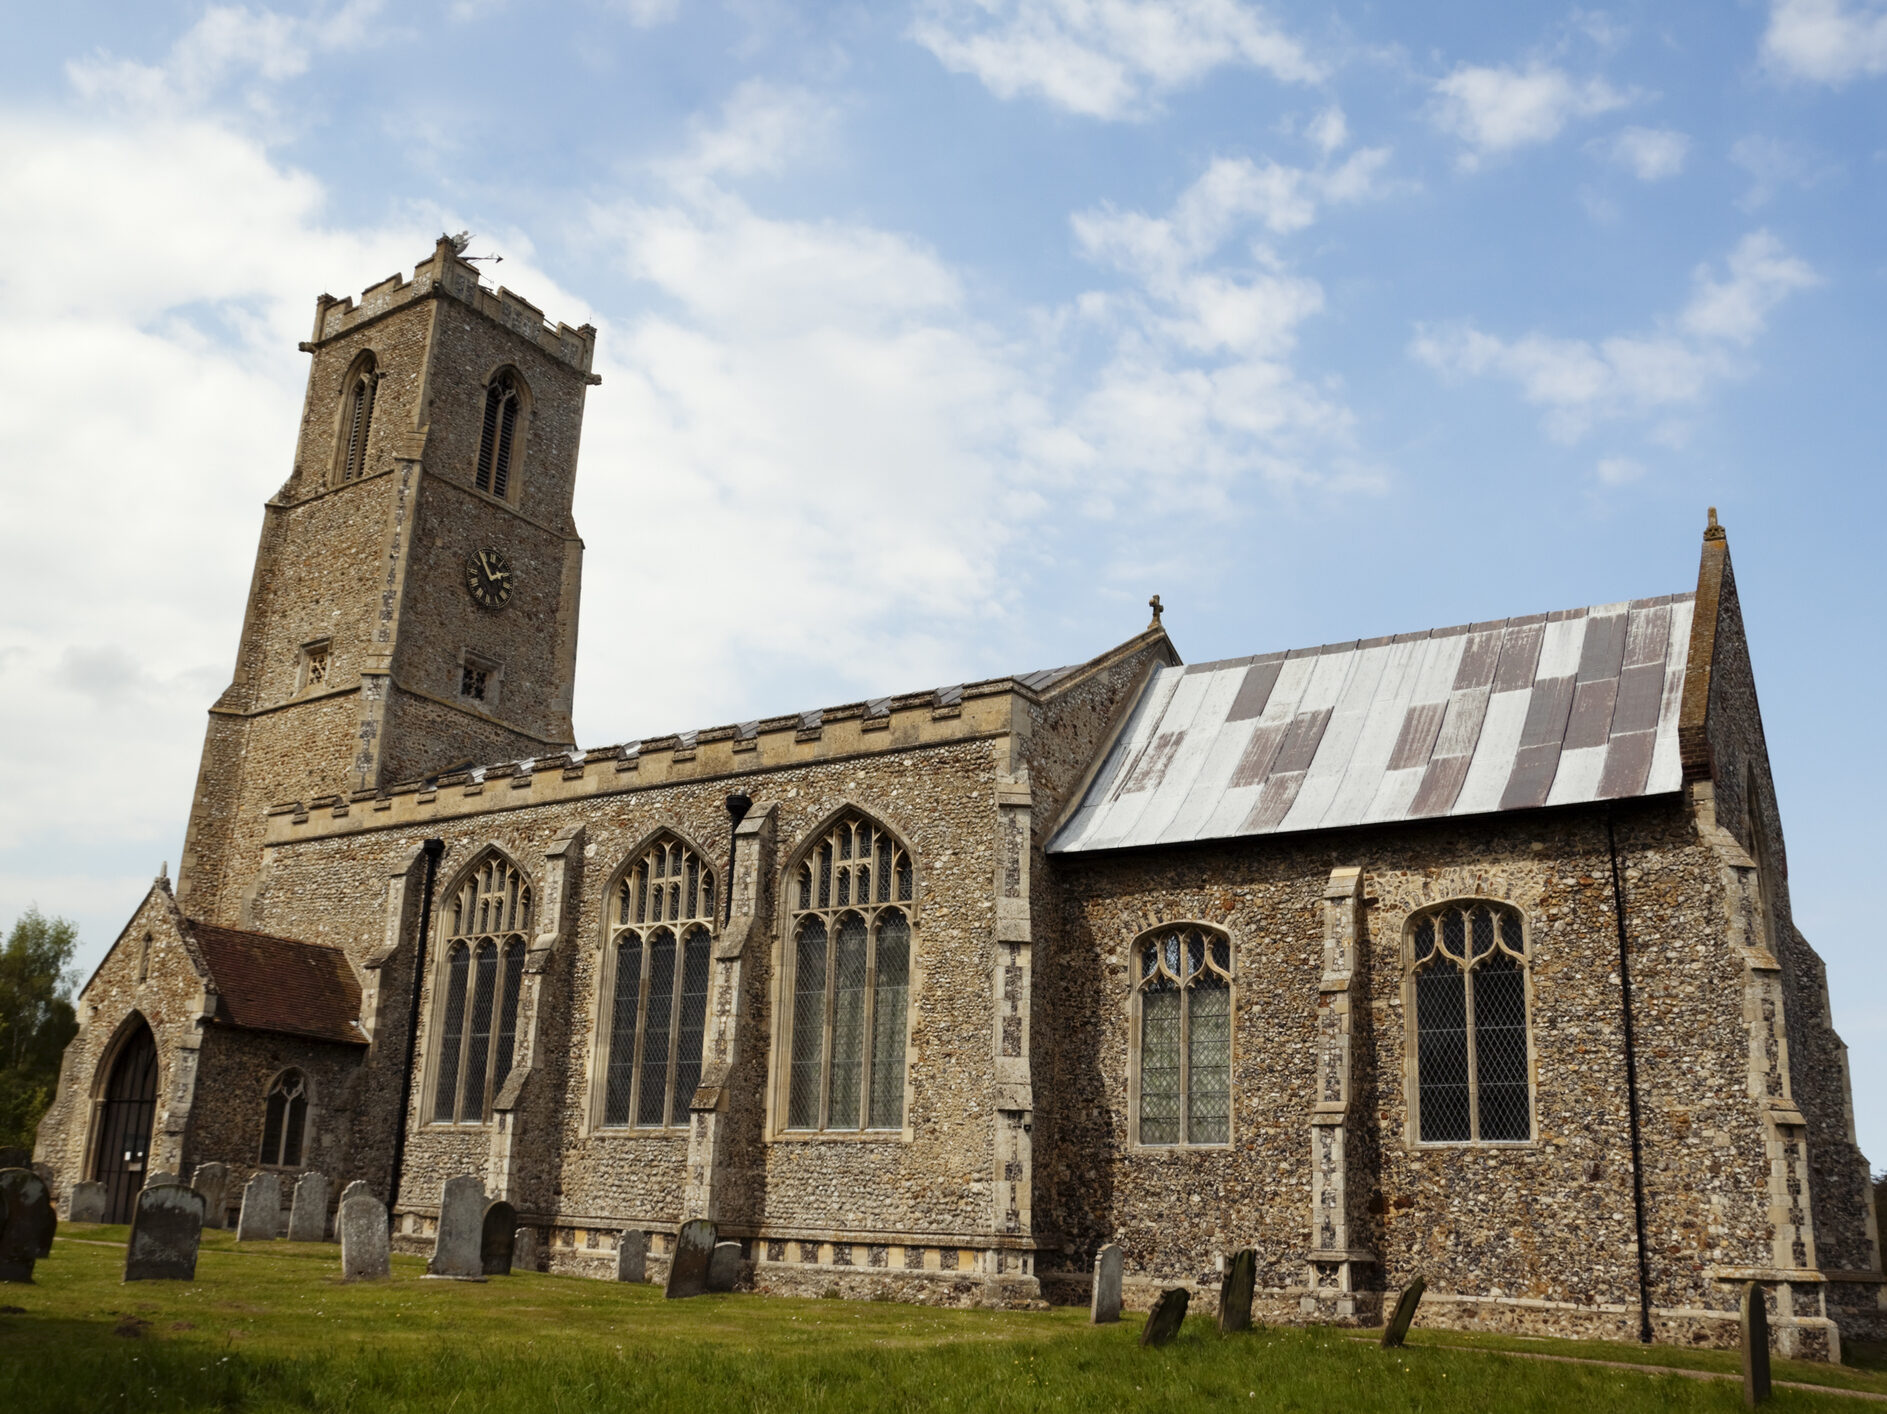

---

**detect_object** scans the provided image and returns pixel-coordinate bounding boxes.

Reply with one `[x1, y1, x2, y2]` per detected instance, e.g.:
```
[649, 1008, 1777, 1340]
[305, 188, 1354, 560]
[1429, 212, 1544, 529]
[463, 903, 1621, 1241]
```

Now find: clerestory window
[474, 371, 523, 500]
[784, 813, 913, 1133]
[601, 836, 717, 1130]
[336, 356, 378, 484]
[1133, 925, 1232, 1146]
[1410, 900, 1532, 1144]
[432, 854, 531, 1125]
[260, 1069, 309, 1167]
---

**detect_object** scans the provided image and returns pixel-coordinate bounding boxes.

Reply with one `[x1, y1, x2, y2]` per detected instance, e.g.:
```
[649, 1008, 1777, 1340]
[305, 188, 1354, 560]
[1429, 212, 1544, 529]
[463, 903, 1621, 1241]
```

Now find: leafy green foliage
[0, 906, 80, 1150]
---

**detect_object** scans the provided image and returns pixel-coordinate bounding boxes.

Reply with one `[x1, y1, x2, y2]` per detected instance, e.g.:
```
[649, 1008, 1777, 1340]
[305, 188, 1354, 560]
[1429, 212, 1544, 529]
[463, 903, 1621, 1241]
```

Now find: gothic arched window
[1410, 900, 1532, 1144]
[474, 370, 523, 499]
[336, 355, 378, 484]
[431, 854, 532, 1125]
[784, 813, 913, 1132]
[260, 1069, 308, 1167]
[600, 835, 716, 1130]
[1133, 925, 1232, 1146]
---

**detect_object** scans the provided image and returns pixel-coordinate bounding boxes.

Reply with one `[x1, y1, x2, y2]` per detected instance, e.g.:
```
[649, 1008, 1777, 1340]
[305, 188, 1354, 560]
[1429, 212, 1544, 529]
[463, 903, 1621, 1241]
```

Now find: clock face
[464, 547, 514, 610]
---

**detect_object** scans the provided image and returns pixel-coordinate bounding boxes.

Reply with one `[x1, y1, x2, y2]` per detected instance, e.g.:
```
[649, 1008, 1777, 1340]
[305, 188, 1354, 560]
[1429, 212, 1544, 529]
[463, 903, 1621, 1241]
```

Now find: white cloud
[1431, 62, 1631, 166]
[1412, 231, 1819, 440]
[1595, 456, 1645, 485]
[1762, 0, 1887, 85]
[1595, 126, 1690, 181]
[614, 0, 681, 25]
[666, 80, 841, 183]
[910, 0, 1321, 120]
[1306, 104, 1348, 155]
[1730, 135, 1839, 210]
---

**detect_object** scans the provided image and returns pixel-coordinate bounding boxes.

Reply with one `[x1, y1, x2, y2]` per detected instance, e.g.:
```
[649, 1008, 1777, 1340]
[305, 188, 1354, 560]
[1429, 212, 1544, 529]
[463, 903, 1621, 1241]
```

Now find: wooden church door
[93, 1021, 158, 1224]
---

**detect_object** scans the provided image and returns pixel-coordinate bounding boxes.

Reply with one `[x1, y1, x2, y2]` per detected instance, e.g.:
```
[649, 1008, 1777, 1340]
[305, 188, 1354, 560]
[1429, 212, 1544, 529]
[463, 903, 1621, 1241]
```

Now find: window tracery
[475, 370, 523, 499]
[1410, 900, 1532, 1144]
[260, 1069, 308, 1167]
[784, 813, 913, 1133]
[601, 836, 716, 1129]
[336, 356, 378, 484]
[1133, 925, 1232, 1146]
[432, 854, 531, 1125]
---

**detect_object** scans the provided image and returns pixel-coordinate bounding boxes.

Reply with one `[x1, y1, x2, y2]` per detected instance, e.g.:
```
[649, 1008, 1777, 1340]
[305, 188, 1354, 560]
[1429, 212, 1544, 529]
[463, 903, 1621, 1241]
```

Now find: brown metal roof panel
[1610, 661, 1665, 736]
[1281, 644, 1394, 831]
[1409, 752, 1474, 818]
[1453, 627, 1504, 691]
[1138, 667, 1268, 845]
[1272, 707, 1335, 776]
[1491, 619, 1546, 692]
[1622, 602, 1671, 668]
[1242, 770, 1309, 833]
[1597, 729, 1657, 799]
[1563, 677, 1620, 751]
[1517, 675, 1577, 748]
[1499, 741, 1565, 811]
[1576, 608, 1629, 683]
[1224, 658, 1284, 722]
[1433, 685, 1493, 760]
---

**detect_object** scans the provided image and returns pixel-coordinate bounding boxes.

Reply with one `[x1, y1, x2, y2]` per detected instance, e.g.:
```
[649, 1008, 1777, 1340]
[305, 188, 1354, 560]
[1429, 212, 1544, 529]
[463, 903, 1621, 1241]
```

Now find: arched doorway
[92, 1019, 158, 1224]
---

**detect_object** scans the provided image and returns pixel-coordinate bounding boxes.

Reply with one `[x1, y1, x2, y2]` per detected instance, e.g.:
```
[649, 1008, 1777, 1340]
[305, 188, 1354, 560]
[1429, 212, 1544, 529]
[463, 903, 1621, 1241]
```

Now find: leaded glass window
[1411, 901, 1531, 1144]
[602, 835, 716, 1129]
[431, 854, 532, 1125]
[475, 371, 523, 499]
[784, 813, 914, 1132]
[259, 1069, 308, 1167]
[1134, 926, 1233, 1146]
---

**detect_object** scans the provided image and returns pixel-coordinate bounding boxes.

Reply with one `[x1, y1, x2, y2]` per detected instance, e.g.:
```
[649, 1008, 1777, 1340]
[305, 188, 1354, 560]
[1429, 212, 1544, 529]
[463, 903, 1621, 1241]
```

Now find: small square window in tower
[299, 641, 330, 693]
[459, 652, 501, 708]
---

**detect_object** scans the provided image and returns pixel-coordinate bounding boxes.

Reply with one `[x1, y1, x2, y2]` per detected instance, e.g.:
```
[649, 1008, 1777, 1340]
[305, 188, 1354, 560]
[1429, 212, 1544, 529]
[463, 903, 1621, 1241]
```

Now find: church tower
[175, 238, 597, 924]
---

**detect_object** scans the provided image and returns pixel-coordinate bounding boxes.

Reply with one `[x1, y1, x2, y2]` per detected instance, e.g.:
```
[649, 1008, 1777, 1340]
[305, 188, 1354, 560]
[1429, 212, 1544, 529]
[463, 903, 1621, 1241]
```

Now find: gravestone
[1218, 1249, 1257, 1335]
[0, 1169, 54, 1280]
[236, 1173, 281, 1242]
[144, 1171, 179, 1190]
[1089, 1243, 1123, 1324]
[1380, 1275, 1427, 1349]
[124, 1184, 205, 1282]
[288, 1172, 328, 1242]
[1140, 1288, 1190, 1347]
[480, 1201, 517, 1276]
[67, 1180, 107, 1225]
[192, 1163, 231, 1229]
[339, 1191, 390, 1281]
[1741, 1282, 1772, 1407]
[665, 1218, 716, 1299]
[427, 1174, 485, 1278]
[617, 1229, 647, 1283]
[513, 1227, 537, 1273]
[339, 1180, 371, 1203]
[708, 1240, 741, 1292]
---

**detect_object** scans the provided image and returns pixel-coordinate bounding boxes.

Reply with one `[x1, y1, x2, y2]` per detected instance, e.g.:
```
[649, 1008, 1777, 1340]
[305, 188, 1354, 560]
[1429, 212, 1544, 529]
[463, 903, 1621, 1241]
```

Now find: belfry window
[260, 1069, 308, 1167]
[475, 371, 523, 499]
[784, 813, 914, 1133]
[1133, 926, 1232, 1146]
[337, 357, 378, 484]
[1410, 901, 1532, 1144]
[600, 836, 716, 1130]
[432, 854, 531, 1125]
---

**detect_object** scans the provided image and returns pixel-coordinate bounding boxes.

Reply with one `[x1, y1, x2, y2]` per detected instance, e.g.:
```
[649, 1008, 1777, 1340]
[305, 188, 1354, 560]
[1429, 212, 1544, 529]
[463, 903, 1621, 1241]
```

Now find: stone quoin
[26, 243, 1882, 1358]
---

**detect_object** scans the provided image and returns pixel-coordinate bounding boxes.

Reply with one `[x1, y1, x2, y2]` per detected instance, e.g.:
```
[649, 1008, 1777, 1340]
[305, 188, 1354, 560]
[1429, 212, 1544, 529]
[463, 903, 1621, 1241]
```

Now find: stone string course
[33, 248, 1882, 1359]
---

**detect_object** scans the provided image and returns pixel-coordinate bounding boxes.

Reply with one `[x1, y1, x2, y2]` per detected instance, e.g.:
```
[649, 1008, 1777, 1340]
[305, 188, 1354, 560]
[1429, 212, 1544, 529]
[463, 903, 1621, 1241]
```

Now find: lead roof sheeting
[1049, 594, 1695, 855]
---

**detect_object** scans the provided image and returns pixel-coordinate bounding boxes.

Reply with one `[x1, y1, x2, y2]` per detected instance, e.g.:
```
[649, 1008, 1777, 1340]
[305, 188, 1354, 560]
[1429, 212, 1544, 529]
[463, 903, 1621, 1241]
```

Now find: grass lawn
[2, 1225, 1884, 1412]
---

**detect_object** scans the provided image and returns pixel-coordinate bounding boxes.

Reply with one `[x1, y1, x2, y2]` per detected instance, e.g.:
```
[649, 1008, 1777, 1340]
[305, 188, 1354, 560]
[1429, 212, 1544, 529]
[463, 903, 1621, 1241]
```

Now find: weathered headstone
[1090, 1243, 1123, 1324]
[513, 1227, 537, 1273]
[708, 1240, 741, 1292]
[1742, 1281, 1772, 1407]
[0, 1169, 54, 1279]
[616, 1229, 647, 1283]
[124, 1184, 205, 1282]
[480, 1201, 517, 1276]
[1218, 1249, 1257, 1335]
[191, 1163, 231, 1229]
[1381, 1275, 1426, 1349]
[144, 1171, 179, 1190]
[339, 1191, 390, 1281]
[427, 1174, 485, 1278]
[665, 1218, 716, 1299]
[339, 1180, 371, 1203]
[1140, 1287, 1190, 1347]
[67, 1180, 107, 1225]
[288, 1172, 328, 1242]
[236, 1173, 281, 1242]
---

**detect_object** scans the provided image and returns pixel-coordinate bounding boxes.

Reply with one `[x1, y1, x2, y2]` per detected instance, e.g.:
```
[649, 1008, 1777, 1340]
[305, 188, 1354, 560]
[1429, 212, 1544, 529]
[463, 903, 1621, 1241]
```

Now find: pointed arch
[89, 1012, 159, 1224]
[1128, 923, 1233, 1147]
[332, 350, 381, 486]
[474, 365, 530, 501]
[777, 806, 917, 1134]
[1405, 897, 1533, 1145]
[428, 847, 534, 1126]
[593, 829, 718, 1131]
[259, 1066, 312, 1168]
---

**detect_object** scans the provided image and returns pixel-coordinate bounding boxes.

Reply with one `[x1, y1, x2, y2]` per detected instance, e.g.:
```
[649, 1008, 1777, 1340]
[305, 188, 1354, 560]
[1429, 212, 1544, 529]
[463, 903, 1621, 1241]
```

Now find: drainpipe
[723, 793, 753, 925]
[1607, 810, 1655, 1344]
[387, 837, 444, 1214]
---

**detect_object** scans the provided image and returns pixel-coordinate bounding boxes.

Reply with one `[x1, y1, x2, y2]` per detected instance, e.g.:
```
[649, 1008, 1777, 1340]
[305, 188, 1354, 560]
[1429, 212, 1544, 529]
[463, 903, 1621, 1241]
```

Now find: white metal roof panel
[1049, 593, 1696, 855]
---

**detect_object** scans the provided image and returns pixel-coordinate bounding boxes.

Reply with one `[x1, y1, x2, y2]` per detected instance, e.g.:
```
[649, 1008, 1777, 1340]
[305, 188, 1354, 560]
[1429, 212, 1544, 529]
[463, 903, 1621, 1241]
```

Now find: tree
[0, 907, 80, 1151]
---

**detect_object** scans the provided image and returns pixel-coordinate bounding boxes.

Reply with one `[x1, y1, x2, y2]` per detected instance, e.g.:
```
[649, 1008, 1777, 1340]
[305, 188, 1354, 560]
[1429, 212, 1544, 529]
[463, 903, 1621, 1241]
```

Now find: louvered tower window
[600, 835, 716, 1129]
[1410, 901, 1532, 1144]
[475, 371, 523, 499]
[337, 358, 378, 483]
[784, 812, 914, 1132]
[431, 854, 532, 1124]
[1133, 926, 1232, 1146]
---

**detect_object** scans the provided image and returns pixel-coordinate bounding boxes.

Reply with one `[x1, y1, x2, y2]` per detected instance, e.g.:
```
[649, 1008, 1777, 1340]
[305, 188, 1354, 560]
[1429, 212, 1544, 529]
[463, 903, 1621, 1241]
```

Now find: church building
[36, 240, 1883, 1357]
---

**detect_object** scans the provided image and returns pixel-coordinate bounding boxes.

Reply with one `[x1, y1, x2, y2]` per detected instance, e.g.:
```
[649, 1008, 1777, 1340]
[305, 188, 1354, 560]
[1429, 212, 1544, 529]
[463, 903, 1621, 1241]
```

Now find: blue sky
[1, 0, 1883, 1164]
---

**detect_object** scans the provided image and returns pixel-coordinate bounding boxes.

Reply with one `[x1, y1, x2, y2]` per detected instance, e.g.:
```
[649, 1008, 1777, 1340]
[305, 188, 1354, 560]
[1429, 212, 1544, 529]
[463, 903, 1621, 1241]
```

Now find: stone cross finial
[1148, 594, 1163, 627]
[1705, 506, 1726, 542]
